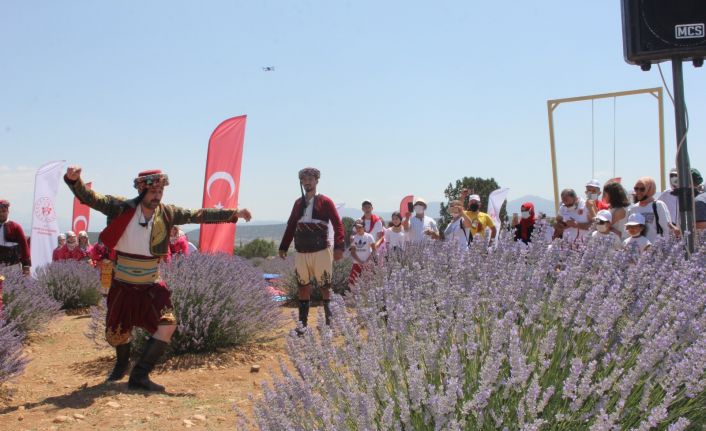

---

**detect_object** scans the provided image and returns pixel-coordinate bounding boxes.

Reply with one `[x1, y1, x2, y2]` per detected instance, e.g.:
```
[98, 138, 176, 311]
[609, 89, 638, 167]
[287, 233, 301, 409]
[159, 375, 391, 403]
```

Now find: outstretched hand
[66, 166, 82, 181]
[237, 208, 252, 222]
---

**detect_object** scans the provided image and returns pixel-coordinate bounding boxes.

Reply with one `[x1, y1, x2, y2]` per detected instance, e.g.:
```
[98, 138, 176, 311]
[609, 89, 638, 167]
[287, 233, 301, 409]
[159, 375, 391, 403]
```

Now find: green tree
[342, 216, 355, 247]
[439, 176, 507, 232]
[233, 238, 278, 259]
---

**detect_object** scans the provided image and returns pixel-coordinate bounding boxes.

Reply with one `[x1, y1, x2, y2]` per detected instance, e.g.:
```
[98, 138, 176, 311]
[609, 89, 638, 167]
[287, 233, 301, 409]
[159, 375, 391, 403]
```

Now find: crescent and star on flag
[206, 171, 237, 210]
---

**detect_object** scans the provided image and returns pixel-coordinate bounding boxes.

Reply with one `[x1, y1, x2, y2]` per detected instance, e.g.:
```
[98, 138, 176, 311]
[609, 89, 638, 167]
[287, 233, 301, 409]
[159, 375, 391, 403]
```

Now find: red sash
[99, 207, 136, 250]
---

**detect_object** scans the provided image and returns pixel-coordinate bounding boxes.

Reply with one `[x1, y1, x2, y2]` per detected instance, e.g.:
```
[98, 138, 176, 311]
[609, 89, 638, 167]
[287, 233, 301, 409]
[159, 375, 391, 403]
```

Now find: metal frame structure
[547, 87, 665, 214]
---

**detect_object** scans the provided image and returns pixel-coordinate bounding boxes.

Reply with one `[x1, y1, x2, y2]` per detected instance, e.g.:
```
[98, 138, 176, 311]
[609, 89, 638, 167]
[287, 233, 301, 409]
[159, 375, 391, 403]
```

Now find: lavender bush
[88, 253, 284, 354]
[36, 260, 102, 309]
[0, 319, 28, 384]
[248, 232, 706, 430]
[1, 266, 61, 340]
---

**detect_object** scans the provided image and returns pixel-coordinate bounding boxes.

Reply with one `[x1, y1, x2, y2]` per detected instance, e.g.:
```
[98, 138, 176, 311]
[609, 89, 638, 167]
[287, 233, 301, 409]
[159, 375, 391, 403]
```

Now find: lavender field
[248, 232, 706, 430]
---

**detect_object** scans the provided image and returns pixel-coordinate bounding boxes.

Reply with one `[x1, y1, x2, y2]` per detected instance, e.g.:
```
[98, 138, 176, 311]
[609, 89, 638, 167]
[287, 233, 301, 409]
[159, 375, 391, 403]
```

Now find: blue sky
[2, 1, 705, 230]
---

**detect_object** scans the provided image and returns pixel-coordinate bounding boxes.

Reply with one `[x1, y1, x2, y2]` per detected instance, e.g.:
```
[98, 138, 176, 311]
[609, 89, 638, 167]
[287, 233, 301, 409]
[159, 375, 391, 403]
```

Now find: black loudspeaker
[621, 0, 706, 69]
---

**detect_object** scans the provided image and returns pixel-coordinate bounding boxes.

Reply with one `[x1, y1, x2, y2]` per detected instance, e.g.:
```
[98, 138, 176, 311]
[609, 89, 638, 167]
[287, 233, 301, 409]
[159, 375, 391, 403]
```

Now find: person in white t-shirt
[623, 213, 651, 252]
[403, 197, 438, 243]
[348, 219, 376, 286]
[383, 211, 408, 252]
[590, 209, 622, 250]
[627, 176, 678, 243]
[360, 200, 384, 242]
[554, 189, 591, 245]
[439, 199, 472, 250]
[657, 168, 679, 226]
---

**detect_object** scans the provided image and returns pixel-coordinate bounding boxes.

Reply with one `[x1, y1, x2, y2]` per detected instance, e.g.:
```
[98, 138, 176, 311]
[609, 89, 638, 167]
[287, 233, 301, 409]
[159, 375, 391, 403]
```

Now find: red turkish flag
[400, 195, 414, 217]
[72, 182, 92, 233]
[199, 115, 247, 253]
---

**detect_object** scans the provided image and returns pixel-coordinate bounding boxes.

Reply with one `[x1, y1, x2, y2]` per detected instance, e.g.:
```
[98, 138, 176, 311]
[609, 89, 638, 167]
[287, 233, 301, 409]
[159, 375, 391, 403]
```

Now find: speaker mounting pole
[671, 57, 696, 255]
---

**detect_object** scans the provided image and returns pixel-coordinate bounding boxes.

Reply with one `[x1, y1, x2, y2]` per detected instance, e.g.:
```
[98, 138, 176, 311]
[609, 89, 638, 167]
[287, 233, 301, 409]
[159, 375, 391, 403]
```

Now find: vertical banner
[399, 195, 414, 216]
[30, 160, 65, 275]
[199, 115, 247, 253]
[72, 182, 92, 233]
[487, 187, 510, 229]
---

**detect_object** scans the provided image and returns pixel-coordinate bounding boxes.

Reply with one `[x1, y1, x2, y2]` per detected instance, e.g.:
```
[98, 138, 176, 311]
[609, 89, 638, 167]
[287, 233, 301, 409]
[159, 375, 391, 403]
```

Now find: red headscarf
[519, 202, 536, 241]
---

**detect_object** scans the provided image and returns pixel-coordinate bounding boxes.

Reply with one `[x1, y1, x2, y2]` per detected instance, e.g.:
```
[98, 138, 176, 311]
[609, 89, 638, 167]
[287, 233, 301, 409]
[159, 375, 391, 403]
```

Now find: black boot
[128, 337, 168, 392]
[106, 343, 130, 381]
[298, 300, 310, 327]
[323, 300, 332, 325]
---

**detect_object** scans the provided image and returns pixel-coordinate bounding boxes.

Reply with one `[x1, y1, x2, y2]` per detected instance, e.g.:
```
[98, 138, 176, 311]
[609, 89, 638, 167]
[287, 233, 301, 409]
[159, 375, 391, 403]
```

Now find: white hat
[65, 230, 76, 238]
[414, 197, 427, 207]
[625, 213, 646, 226]
[594, 210, 612, 223]
[585, 179, 602, 189]
[468, 194, 481, 202]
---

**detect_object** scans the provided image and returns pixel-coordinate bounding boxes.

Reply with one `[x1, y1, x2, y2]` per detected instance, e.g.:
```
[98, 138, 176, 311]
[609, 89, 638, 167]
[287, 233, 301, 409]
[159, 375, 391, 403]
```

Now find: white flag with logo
[30, 160, 65, 275]
[487, 187, 510, 230]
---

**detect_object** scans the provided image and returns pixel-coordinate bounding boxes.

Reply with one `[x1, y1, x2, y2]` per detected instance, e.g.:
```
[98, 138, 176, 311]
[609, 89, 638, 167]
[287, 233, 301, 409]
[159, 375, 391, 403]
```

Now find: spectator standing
[403, 197, 438, 243]
[0, 199, 31, 274]
[360, 200, 384, 243]
[512, 202, 536, 244]
[460, 190, 497, 245]
[441, 200, 472, 250]
[53, 233, 67, 261]
[658, 168, 680, 225]
[554, 189, 591, 245]
[627, 177, 677, 243]
[590, 209, 622, 250]
[585, 179, 610, 213]
[348, 219, 376, 286]
[623, 213, 651, 252]
[603, 182, 631, 240]
[383, 212, 408, 252]
[77, 231, 93, 261]
[54, 231, 85, 261]
[169, 226, 190, 257]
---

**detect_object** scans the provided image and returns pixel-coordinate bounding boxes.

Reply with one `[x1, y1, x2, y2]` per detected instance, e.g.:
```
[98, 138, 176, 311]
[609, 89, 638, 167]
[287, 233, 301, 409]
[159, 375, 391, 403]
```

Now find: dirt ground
[0, 305, 315, 430]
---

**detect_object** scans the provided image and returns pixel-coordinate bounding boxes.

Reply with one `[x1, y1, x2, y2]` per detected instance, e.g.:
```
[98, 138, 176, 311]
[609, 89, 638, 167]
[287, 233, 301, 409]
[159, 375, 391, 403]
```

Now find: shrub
[248, 233, 706, 430]
[36, 260, 102, 309]
[1, 266, 61, 340]
[234, 238, 278, 259]
[0, 319, 28, 384]
[88, 253, 284, 354]
[281, 253, 353, 302]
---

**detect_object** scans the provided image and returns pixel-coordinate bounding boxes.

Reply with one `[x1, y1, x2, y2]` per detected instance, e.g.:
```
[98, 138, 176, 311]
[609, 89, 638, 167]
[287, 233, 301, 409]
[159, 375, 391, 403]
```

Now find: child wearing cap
[591, 209, 622, 250]
[623, 213, 651, 252]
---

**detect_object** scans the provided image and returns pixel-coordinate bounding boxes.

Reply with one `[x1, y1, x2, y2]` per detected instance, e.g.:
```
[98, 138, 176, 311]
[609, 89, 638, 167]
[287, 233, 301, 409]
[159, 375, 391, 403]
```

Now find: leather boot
[323, 300, 332, 325]
[298, 300, 310, 327]
[128, 337, 168, 392]
[106, 343, 130, 381]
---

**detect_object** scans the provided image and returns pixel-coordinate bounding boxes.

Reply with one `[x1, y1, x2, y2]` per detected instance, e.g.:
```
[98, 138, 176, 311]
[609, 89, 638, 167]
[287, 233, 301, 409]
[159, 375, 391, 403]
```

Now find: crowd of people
[1, 163, 705, 394]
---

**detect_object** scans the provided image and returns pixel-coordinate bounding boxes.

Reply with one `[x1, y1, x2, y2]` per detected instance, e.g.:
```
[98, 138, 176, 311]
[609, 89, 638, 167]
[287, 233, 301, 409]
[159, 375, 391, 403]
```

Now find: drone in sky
[262, 66, 275, 72]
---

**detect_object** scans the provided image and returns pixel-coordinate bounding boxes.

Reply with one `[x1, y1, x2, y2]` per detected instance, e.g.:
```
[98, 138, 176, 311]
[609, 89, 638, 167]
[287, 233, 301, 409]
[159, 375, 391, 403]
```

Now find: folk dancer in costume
[64, 166, 251, 391]
[0, 199, 31, 275]
[278, 168, 345, 334]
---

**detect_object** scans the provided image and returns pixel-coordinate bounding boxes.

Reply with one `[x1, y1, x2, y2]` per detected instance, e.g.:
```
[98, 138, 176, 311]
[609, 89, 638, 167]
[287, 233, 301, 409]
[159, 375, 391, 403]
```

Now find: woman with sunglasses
[627, 177, 677, 243]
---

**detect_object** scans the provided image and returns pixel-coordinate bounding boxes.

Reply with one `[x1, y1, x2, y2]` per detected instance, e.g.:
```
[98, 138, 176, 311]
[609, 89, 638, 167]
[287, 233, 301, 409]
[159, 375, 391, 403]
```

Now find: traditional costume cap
[66, 230, 77, 238]
[58, 233, 66, 240]
[0, 199, 9, 208]
[298, 167, 320, 179]
[134, 169, 169, 190]
[78, 230, 88, 238]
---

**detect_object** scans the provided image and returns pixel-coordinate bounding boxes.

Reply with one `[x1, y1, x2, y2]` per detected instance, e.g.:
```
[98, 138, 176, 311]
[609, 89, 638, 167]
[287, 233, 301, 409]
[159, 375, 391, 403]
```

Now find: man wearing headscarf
[278, 168, 345, 334]
[0, 199, 31, 274]
[627, 176, 678, 243]
[64, 166, 251, 391]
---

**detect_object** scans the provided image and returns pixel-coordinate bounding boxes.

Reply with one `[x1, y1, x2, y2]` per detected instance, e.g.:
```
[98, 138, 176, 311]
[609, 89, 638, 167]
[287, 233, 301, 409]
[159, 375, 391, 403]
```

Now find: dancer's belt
[113, 253, 160, 285]
[0, 244, 20, 265]
[294, 222, 329, 253]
